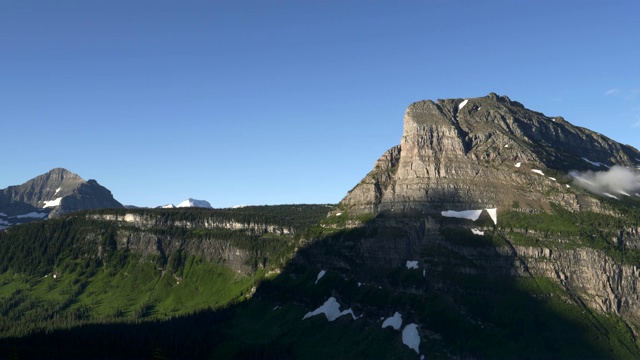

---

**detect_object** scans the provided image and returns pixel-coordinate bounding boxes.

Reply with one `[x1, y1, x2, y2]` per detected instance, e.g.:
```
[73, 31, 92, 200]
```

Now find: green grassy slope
[2, 202, 640, 358]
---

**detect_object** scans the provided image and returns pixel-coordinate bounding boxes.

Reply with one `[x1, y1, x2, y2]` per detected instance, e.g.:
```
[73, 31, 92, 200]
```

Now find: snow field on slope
[441, 208, 497, 225]
[406, 261, 418, 269]
[402, 323, 421, 354]
[302, 297, 358, 321]
[43, 197, 62, 208]
[382, 312, 402, 330]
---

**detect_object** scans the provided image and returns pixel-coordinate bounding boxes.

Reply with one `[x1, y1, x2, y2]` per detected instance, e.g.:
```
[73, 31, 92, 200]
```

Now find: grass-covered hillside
[2, 200, 640, 359]
[0, 205, 331, 339]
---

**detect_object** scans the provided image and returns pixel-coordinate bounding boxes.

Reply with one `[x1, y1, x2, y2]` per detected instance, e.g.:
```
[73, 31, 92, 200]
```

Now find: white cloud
[604, 88, 620, 96]
[571, 166, 640, 197]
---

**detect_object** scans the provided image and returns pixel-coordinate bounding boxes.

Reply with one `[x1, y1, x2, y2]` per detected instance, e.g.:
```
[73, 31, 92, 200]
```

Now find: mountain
[341, 92, 640, 217]
[0, 168, 123, 226]
[177, 198, 213, 208]
[2, 95, 640, 358]
[278, 93, 640, 357]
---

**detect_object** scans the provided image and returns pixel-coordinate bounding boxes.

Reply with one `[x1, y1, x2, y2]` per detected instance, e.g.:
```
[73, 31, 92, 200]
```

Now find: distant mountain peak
[0, 168, 123, 226]
[177, 198, 212, 208]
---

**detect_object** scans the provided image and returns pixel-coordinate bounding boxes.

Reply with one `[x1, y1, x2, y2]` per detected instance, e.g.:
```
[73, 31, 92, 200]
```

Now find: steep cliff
[275, 94, 640, 357]
[341, 93, 640, 216]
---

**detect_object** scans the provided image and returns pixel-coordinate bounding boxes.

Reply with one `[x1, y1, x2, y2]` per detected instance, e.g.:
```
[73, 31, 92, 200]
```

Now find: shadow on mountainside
[1, 204, 638, 359]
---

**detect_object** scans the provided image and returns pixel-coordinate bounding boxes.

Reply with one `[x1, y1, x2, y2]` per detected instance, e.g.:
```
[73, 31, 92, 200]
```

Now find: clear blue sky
[2, 0, 639, 207]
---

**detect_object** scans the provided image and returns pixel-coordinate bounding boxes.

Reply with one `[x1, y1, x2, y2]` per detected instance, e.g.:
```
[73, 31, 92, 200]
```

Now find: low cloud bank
[570, 166, 640, 197]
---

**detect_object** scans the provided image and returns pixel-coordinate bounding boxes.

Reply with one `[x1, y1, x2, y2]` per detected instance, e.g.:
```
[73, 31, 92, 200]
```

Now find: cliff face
[341, 93, 640, 216]
[312, 94, 640, 327]
[88, 213, 293, 235]
[84, 212, 294, 275]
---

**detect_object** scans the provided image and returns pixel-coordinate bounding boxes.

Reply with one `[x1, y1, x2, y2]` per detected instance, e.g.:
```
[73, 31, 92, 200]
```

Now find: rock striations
[306, 94, 640, 327]
[341, 93, 640, 216]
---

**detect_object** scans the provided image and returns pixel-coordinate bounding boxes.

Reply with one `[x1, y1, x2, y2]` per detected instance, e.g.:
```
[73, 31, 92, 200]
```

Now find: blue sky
[2, 0, 639, 207]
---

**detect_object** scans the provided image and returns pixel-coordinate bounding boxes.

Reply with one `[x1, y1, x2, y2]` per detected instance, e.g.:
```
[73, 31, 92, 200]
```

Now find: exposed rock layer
[341, 93, 640, 216]
[326, 94, 640, 323]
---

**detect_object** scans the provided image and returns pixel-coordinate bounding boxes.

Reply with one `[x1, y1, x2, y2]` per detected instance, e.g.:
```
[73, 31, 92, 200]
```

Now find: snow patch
[54, 187, 61, 194]
[302, 297, 358, 321]
[486, 208, 498, 225]
[382, 312, 403, 330]
[504, 144, 509, 148]
[458, 99, 468, 110]
[471, 228, 484, 235]
[582, 157, 606, 167]
[531, 169, 545, 176]
[177, 198, 212, 208]
[603, 192, 619, 200]
[162, 204, 176, 209]
[566, 184, 571, 188]
[441, 209, 483, 221]
[402, 323, 421, 354]
[406, 261, 418, 269]
[15, 212, 48, 219]
[515, 162, 521, 168]
[549, 177, 556, 181]
[442, 208, 497, 225]
[619, 190, 631, 197]
[43, 197, 62, 208]
[315, 270, 326, 284]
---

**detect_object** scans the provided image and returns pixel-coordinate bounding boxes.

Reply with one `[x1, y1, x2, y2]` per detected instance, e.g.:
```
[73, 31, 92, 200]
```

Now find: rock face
[0, 168, 123, 221]
[341, 93, 640, 216]
[310, 94, 640, 326]
[88, 212, 293, 235]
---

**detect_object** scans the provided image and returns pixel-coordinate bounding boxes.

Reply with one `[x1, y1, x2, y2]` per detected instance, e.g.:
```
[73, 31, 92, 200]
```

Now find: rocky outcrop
[318, 94, 640, 325]
[111, 230, 253, 275]
[88, 213, 293, 235]
[340, 94, 640, 217]
[514, 245, 640, 319]
[340, 145, 401, 215]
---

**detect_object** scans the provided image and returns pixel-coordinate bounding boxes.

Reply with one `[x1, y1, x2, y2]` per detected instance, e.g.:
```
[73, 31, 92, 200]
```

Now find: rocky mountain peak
[0, 168, 123, 223]
[341, 94, 640, 216]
